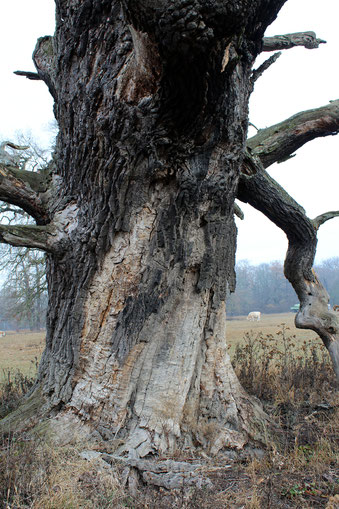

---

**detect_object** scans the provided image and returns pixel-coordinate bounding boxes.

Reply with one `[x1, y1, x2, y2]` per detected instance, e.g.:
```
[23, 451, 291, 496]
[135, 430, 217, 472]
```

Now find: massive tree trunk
[2, 0, 286, 456]
[1, 0, 338, 462]
[36, 0, 286, 456]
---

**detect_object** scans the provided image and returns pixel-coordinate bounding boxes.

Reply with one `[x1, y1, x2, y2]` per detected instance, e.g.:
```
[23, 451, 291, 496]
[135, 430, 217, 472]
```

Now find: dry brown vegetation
[0, 319, 338, 508]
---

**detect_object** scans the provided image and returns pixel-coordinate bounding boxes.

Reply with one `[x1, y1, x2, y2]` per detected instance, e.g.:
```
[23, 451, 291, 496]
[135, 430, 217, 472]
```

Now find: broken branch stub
[262, 31, 326, 52]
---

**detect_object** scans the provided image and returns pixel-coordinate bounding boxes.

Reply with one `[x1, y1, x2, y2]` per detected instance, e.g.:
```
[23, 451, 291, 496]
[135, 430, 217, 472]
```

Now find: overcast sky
[0, 0, 338, 265]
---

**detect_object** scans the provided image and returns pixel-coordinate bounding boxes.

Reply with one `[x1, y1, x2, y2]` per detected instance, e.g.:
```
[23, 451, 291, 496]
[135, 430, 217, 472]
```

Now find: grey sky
[1, 0, 338, 264]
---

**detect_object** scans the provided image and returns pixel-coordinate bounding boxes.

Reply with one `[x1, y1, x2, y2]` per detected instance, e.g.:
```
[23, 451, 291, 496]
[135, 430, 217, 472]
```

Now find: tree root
[81, 451, 214, 491]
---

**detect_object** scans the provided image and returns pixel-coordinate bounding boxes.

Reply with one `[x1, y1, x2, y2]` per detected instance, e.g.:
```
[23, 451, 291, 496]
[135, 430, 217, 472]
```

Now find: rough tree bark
[1, 0, 338, 467]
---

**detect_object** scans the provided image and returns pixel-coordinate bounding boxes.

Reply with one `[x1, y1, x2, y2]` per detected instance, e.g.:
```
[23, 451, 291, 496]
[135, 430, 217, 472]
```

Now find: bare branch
[251, 52, 281, 83]
[262, 31, 326, 52]
[0, 224, 53, 252]
[13, 70, 42, 81]
[0, 142, 29, 166]
[248, 100, 339, 168]
[234, 202, 244, 220]
[0, 164, 50, 224]
[312, 211, 339, 231]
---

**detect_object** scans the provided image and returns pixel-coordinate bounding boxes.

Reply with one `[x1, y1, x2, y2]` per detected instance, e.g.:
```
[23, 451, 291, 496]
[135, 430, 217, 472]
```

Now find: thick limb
[0, 224, 53, 252]
[247, 100, 339, 168]
[0, 164, 50, 224]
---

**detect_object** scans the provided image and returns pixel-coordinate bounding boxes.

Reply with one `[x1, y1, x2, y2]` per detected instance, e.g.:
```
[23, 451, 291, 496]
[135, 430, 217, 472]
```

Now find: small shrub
[232, 324, 335, 404]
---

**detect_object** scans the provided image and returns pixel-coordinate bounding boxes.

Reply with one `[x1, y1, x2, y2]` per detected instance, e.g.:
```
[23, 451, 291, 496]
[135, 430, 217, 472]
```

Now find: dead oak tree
[1, 0, 339, 466]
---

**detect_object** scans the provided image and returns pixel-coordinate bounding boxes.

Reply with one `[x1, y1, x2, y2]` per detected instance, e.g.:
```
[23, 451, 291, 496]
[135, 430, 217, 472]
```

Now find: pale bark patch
[69, 206, 157, 418]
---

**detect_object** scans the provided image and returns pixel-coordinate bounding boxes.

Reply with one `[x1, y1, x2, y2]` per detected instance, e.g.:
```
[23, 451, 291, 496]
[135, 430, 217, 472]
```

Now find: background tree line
[228, 258, 339, 316]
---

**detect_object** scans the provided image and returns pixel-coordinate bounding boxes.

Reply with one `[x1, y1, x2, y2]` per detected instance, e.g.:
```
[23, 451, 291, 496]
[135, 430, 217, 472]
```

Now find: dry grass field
[227, 312, 319, 353]
[0, 331, 45, 381]
[0, 314, 320, 380]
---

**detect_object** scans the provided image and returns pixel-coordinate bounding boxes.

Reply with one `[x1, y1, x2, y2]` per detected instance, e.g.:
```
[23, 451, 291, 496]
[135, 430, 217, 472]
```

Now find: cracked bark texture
[0, 0, 287, 456]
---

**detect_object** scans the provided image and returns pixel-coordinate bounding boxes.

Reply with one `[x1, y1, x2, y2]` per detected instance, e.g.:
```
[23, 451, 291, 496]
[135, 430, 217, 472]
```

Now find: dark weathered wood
[263, 31, 326, 51]
[13, 70, 42, 81]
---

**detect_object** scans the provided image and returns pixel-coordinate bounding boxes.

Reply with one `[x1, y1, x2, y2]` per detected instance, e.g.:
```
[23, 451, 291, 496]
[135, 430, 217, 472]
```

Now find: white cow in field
[0, 330, 5, 337]
[247, 311, 261, 321]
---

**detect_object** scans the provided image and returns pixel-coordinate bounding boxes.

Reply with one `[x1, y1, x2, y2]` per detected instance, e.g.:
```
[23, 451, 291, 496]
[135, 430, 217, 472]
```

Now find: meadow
[226, 312, 320, 352]
[0, 332, 45, 381]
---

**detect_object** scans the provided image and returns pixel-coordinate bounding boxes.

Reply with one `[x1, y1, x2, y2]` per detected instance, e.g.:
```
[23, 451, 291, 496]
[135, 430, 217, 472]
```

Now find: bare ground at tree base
[1, 404, 338, 509]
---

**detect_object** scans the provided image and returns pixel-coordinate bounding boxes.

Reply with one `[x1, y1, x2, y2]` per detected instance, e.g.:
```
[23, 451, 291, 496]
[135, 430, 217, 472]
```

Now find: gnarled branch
[247, 100, 339, 168]
[251, 52, 281, 83]
[239, 143, 339, 381]
[262, 31, 326, 52]
[13, 70, 42, 81]
[0, 224, 53, 252]
[0, 164, 50, 224]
